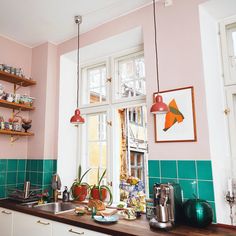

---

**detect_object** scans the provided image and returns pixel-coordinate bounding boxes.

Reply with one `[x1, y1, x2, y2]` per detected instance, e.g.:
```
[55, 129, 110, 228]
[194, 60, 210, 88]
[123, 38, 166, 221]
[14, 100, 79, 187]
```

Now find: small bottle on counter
[62, 186, 69, 202]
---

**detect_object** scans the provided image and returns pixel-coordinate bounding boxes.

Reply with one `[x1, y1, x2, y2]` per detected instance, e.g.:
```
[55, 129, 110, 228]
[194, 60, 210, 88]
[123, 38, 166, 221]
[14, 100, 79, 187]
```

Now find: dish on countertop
[94, 215, 119, 224]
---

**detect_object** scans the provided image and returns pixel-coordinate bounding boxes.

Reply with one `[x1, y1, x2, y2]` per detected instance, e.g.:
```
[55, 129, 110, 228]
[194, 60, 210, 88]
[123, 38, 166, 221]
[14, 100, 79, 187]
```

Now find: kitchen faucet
[51, 174, 62, 202]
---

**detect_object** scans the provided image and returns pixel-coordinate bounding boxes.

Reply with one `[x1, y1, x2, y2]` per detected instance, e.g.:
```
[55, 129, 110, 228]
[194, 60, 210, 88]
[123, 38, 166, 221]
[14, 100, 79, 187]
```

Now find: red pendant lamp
[70, 16, 85, 125]
[150, 0, 169, 114]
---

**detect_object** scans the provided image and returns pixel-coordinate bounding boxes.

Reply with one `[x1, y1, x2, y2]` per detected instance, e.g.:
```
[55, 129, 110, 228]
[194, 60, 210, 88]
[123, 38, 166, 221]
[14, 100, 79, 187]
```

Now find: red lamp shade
[150, 94, 169, 114]
[70, 109, 85, 124]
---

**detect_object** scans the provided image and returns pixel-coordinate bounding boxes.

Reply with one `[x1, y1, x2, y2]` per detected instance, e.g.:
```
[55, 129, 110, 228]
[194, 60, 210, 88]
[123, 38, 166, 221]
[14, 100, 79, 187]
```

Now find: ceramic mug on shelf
[6, 93, 14, 103]
[14, 94, 21, 103]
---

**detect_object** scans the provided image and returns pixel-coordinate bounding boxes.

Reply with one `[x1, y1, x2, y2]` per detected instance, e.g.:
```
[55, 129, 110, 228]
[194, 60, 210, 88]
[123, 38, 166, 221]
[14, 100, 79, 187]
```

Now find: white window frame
[79, 47, 147, 204]
[80, 58, 111, 108]
[220, 16, 236, 86]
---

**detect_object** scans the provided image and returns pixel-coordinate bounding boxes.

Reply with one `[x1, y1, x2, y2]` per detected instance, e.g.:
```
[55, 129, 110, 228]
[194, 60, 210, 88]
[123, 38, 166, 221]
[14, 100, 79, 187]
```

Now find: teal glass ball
[183, 199, 213, 228]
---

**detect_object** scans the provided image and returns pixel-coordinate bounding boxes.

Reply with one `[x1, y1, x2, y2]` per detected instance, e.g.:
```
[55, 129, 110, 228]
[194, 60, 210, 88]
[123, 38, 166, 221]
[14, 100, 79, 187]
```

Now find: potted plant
[71, 165, 91, 201]
[90, 168, 113, 205]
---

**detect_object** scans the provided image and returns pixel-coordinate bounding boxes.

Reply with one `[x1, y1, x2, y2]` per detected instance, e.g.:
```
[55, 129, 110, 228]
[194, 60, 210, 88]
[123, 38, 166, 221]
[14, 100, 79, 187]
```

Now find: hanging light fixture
[150, 0, 169, 114]
[70, 15, 85, 125]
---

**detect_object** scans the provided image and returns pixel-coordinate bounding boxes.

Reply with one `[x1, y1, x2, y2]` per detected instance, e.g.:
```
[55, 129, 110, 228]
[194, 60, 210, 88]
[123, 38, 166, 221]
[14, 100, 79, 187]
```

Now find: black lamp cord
[76, 20, 80, 108]
[153, 0, 160, 93]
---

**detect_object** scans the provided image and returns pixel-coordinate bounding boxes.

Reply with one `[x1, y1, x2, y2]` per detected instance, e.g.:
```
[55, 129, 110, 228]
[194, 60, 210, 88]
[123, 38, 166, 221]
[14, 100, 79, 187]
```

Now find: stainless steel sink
[34, 202, 76, 214]
[21, 202, 77, 214]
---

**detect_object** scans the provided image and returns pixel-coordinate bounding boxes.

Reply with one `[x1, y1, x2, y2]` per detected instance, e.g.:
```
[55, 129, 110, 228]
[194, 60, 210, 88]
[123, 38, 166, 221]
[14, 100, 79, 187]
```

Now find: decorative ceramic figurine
[22, 119, 32, 133]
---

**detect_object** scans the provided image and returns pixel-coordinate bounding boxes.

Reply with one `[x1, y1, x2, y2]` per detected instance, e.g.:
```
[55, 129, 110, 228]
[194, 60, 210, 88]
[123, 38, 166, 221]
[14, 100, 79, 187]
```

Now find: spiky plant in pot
[71, 165, 91, 201]
[90, 168, 113, 205]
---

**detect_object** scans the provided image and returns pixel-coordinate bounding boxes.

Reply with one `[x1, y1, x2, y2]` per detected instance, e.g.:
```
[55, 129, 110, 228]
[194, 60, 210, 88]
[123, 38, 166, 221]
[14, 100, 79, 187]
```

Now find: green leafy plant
[71, 165, 91, 201]
[90, 168, 113, 205]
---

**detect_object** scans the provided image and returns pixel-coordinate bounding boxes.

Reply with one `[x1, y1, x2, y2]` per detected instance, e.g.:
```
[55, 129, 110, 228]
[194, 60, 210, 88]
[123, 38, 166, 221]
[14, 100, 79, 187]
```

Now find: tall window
[80, 48, 146, 199]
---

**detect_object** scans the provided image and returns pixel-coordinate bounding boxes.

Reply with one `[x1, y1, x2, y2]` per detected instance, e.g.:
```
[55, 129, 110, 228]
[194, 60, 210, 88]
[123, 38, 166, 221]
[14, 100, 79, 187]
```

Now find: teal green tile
[44, 160, 53, 173]
[18, 160, 26, 172]
[31, 160, 38, 172]
[148, 160, 160, 177]
[0, 160, 7, 171]
[198, 181, 215, 201]
[30, 172, 37, 184]
[160, 161, 177, 178]
[37, 160, 44, 172]
[43, 172, 53, 185]
[37, 173, 43, 185]
[26, 171, 30, 181]
[7, 172, 16, 185]
[26, 160, 31, 171]
[178, 161, 196, 179]
[161, 178, 177, 184]
[0, 172, 6, 185]
[149, 177, 160, 195]
[197, 161, 213, 180]
[17, 172, 25, 184]
[179, 179, 198, 199]
[0, 185, 6, 198]
[208, 201, 216, 223]
[7, 160, 17, 171]
[53, 160, 57, 173]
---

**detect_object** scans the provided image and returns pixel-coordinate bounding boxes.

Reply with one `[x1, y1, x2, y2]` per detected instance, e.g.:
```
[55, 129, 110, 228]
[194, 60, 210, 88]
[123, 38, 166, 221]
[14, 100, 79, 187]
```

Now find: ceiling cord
[153, 0, 160, 93]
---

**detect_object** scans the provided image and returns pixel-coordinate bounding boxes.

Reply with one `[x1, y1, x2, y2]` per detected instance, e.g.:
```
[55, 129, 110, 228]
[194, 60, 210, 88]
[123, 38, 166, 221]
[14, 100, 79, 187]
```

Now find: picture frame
[154, 86, 197, 143]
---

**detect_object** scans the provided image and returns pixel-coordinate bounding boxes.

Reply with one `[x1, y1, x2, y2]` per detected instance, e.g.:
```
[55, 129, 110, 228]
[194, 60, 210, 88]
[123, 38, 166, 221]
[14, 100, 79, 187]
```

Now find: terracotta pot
[91, 187, 107, 201]
[73, 185, 88, 201]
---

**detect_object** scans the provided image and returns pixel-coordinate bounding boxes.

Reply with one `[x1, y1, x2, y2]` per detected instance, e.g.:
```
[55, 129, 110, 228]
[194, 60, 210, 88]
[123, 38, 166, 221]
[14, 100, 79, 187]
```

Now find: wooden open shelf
[0, 129, 34, 136]
[0, 70, 36, 87]
[0, 99, 35, 111]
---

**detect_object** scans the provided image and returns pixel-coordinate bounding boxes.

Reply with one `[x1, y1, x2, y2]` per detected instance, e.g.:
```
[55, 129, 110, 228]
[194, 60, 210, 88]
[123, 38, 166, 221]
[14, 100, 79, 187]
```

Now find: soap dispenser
[62, 186, 69, 202]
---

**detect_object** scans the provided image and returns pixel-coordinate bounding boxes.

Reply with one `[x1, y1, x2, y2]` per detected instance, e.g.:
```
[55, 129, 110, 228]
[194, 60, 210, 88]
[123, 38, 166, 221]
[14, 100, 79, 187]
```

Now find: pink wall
[57, 0, 210, 160]
[0, 36, 32, 159]
[0, 0, 210, 160]
[28, 42, 58, 159]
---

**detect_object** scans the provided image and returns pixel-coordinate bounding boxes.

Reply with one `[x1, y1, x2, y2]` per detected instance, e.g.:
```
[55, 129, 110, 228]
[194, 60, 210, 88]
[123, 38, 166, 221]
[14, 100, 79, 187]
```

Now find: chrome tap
[51, 174, 62, 202]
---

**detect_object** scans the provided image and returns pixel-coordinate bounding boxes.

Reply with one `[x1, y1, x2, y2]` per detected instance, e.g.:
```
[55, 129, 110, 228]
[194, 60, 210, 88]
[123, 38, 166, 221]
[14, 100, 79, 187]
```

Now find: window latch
[224, 108, 230, 115]
[106, 77, 112, 83]
[107, 121, 112, 126]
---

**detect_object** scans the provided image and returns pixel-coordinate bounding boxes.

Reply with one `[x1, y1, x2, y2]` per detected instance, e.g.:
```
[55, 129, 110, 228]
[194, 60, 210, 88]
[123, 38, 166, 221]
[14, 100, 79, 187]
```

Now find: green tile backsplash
[148, 160, 216, 222]
[0, 159, 57, 199]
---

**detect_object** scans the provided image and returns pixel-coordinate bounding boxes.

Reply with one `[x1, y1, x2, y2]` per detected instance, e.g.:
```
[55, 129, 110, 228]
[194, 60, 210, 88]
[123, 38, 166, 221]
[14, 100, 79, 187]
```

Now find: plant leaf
[79, 168, 91, 185]
[98, 169, 106, 186]
[100, 184, 113, 206]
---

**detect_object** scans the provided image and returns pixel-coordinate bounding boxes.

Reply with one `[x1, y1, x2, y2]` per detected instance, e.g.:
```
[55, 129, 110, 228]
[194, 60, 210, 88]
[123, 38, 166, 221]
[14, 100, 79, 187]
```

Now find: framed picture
[154, 86, 197, 143]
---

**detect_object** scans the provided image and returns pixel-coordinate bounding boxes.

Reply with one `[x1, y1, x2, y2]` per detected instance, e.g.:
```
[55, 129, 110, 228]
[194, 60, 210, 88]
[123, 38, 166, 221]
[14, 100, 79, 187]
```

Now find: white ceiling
[0, 0, 151, 47]
[200, 0, 236, 20]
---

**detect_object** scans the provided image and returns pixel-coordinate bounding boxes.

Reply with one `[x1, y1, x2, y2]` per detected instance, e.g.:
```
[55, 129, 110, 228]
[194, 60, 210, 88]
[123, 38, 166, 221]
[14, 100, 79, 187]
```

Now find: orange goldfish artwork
[163, 99, 184, 132]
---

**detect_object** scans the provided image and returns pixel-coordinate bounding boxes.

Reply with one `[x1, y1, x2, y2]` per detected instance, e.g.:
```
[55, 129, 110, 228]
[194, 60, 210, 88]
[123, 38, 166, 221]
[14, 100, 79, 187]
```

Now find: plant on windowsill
[71, 165, 91, 201]
[90, 168, 113, 205]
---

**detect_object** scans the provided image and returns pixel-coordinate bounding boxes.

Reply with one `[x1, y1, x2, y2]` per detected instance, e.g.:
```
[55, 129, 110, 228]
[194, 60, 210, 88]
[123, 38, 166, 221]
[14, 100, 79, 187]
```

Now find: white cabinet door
[0, 207, 14, 236]
[52, 221, 109, 236]
[13, 211, 52, 236]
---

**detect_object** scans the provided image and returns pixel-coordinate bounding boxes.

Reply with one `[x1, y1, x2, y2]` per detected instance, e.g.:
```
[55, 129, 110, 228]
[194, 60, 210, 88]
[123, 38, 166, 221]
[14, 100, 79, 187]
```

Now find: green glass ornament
[183, 197, 213, 228]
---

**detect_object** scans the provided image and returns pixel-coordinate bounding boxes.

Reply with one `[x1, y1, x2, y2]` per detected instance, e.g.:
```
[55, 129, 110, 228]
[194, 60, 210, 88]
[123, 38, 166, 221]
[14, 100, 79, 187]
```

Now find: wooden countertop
[0, 199, 235, 236]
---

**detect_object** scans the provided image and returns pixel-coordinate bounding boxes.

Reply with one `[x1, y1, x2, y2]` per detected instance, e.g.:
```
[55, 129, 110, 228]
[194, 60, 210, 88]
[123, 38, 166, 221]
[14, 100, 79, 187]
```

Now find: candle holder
[226, 191, 235, 225]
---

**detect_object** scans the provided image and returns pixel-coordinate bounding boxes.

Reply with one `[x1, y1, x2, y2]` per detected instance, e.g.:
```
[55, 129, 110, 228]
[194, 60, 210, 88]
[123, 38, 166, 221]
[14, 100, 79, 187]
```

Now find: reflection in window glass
[116, 53, 145, 99]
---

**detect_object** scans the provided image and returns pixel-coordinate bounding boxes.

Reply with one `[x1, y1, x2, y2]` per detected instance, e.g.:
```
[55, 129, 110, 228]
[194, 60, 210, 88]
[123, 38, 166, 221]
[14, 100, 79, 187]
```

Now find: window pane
[137, 154, 142, 166]
[130, 152, 135, 166]
[88, 115, 99, 140]
[87, 113, 107, 185]
[87, 168, 98, 185]
[88, 142, 100, 167]
[82, 64, 107, 105]
[116, 52, 146, 99]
